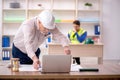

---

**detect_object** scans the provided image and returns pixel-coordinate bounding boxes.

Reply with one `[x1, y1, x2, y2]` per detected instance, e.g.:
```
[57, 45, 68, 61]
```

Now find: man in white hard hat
[12, 10, 71, 70]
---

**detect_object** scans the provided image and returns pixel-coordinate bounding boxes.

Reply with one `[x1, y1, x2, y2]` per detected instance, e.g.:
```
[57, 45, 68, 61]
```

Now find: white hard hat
[38, 10, 55, 29]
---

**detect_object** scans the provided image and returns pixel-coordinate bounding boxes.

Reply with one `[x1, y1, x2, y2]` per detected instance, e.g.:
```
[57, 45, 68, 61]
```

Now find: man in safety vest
[68, 20, 87, 65]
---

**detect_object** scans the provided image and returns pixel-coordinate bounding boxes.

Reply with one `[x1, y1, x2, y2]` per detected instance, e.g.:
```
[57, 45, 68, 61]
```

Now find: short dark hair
[73, 20, 80, 25]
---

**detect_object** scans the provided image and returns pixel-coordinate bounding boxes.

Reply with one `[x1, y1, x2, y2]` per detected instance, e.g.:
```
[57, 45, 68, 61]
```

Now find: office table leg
[98, 57, 103, 64]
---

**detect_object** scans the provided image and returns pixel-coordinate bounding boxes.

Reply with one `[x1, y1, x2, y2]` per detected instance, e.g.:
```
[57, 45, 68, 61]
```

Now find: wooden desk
[48, 43, 103, 64]
[0, 61, 120, 80]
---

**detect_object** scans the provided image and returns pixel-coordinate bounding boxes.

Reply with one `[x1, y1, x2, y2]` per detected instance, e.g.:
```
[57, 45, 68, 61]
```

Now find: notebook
[42, 54, 72, 73]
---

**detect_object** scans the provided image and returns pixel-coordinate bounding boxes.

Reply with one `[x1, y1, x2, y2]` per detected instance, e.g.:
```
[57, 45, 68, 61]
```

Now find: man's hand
[32, 55, 40, 70]
[64, 46, 71, 55]
[73, 29, 77, 33]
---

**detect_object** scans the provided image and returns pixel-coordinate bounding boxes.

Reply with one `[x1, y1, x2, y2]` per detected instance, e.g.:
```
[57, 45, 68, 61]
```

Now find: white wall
[103, 0, 120, 60]
[0, 0, 2, 60]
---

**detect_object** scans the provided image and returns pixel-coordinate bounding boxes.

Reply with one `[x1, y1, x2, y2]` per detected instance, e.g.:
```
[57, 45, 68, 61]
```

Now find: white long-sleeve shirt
[13, 17, 69, 59]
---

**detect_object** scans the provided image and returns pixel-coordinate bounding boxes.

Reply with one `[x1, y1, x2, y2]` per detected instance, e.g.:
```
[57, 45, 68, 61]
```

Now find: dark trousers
[12, 44, 40, 64]
[73, 57, 80, 65]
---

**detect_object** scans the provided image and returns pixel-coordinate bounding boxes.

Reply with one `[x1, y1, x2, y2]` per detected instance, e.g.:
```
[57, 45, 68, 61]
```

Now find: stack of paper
[19, 64, 83, 72]
[19, 65, 42, 71]
[71, 64, 83, 72]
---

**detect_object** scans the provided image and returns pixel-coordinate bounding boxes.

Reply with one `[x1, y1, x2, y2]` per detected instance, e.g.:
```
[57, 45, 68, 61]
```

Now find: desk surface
[48, 43, 103, 57]
[48, 43, 104, 46]
[48, 43, 104, 64]
[0, 61, 120, 79]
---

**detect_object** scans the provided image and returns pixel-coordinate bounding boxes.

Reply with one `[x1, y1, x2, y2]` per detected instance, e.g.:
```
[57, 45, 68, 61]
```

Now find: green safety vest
[68, 28, 86, 44]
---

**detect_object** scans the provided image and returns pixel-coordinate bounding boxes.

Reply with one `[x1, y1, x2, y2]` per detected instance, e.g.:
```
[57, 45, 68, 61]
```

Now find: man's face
[73, 24, 80, 32]
[37, 20, 49, 34]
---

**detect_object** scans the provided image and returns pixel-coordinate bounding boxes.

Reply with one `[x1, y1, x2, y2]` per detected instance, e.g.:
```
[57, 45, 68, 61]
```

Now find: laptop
[41, 54, 72, 73]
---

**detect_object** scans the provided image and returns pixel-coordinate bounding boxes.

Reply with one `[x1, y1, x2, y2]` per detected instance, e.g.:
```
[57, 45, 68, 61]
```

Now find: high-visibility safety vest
[68, 28, 86, 44]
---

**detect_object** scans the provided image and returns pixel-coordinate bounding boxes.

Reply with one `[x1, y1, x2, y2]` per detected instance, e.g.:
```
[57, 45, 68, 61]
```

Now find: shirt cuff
[28, 52, 36, 60]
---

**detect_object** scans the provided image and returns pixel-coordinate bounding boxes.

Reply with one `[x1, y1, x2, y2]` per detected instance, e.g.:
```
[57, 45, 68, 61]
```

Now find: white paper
[19, 64, 82, 72]
[71, 64, 83, 72]
[19, 65, 42, 71]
